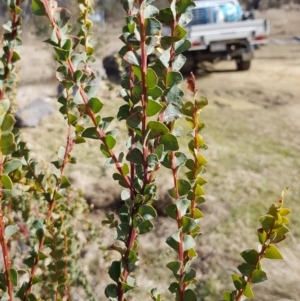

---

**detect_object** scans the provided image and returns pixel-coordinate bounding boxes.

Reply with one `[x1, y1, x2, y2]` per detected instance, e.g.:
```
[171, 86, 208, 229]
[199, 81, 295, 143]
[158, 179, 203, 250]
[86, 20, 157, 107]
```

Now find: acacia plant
[0, 0, 292, 300]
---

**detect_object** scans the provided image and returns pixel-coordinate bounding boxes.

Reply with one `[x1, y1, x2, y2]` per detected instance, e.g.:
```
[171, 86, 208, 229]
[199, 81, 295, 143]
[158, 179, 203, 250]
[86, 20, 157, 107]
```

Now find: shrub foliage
[0, 0, 292, 300]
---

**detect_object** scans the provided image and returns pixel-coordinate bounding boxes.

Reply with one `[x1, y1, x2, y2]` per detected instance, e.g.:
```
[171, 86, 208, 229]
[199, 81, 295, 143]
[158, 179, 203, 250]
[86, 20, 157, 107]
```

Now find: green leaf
[121, 281, 135, 293]
[252, 270, 267, 284]
[159, 133, 179, 151]
[54, 47, 69, 61]
[257, 228, 267, 244]
[128, 251, 139, 273]
[1, 114, 15, 132]
[165, 204, 177, 220]
[193, 208, 204, 219]
[231, 274, 243, 290]
[127, 112, 142, 130]
[223, 291, 234, 301]
[9, 269, 18, 286]
[260, 214, 275, 232]
[145, 18, 161, 36]
[85, 85, 99, 99]
[240, 249, 259, 265]
[73, 89, 84, 104]
[100, 144, 111, 158]
[148, 86, 163, 100]
[0, 133, 16, 155]
[244, 282, 254, 299]
[126, 148, 143, 164]
[177, 179, 191, 196]
[164, 104, 182, 123]
[118, 104, 130, 121]
[146, 100, 163, 117]
[157, 8, 174, 25]
[146, 36, 159, 54]
[5, 224, 19, 240]
[132, 84, 142, 104]
[122, 163, 130, 176]
[174, 25, 187, 40]
[88, 97, 103, 114]
[175, 39, 191, 54]
[183, 267, 196, 282]
[105, 135, 116, 150]
[166, 261, 182, 275]
[100, 117, 114, 131]
[166, 230, 180, 252]
[145, 5, 159, 18]
[182, 216, 197, 233]
[182, 101, 194, 117]
[146, 68, 158, 89]
[32, 0, 46, 16]
[38, 252, 48, 260]
[132, 66, 142, 80]
[53, 7, 72, 28]
[166, 71, 183, 87]
[169, 282, 180, 295]
[32, 275, 42, 284]
[123, 51, 140, 66]
[23, 256, 35, 268]
[105, 284, 118, 301]
[82, 127, 99, 140]
[108, 261, 121, 282]
[147, 121, 169, 139]
[264, 244, 283, 259]
[273, 225, 290, 237]
[183, 289, 197, 301]
[165, 86, 184, 105]
[138, 220, 154, 234]
[1, 174, 13, 190]
[237, 263, 256, 277]
[176, 198, 190, 216]
[54, 191, 63, 200]
[279, 208, 292, 216]
[173, 152, 187, 168]
[172, 54, 186, 71]
[195, 95, 208, 109]
[60, 176, 71, 189]
[139, 205, 157, 220]
[183, 234, 195, 251]
[176, 0, 196, 14]
[115, 223, 130, 242]
[73, 70, 83, 82]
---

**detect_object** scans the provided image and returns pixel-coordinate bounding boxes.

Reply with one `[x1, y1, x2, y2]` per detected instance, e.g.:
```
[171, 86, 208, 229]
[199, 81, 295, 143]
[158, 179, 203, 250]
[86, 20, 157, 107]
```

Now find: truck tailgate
[188, 19, 269, 50]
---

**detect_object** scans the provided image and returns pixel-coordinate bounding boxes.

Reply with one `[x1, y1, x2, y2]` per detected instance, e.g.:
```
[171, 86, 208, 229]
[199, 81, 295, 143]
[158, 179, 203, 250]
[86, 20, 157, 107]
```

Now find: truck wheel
[236, 60, 251, 71]
[181, 52, 196, 75]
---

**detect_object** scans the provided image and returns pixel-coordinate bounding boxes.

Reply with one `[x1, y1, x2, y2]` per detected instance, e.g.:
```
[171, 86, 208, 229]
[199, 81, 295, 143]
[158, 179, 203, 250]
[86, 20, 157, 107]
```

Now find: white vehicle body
[181, 0, 270, 71]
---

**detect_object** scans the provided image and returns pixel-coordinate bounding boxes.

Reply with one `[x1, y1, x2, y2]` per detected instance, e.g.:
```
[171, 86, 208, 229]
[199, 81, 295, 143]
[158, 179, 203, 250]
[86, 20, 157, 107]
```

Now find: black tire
[236, 60, 251, 71]
[181, 52, 196, 75]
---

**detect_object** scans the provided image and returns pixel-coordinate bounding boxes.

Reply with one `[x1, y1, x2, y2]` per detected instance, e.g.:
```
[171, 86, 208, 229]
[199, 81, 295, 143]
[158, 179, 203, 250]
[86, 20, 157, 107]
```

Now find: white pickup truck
[180, 0, 270, 71]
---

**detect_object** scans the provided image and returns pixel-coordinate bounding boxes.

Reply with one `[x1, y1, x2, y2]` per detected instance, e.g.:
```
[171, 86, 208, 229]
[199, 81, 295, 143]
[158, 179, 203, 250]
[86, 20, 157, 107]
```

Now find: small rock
[15, 98, 54, 128]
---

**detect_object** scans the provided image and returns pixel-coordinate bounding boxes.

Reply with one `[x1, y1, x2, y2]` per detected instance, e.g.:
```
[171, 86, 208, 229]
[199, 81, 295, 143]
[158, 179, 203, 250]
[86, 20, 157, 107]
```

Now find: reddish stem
[0, 157, 13, 300]
[0, 0, 21, 100]
[0, 205, 13, 301]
